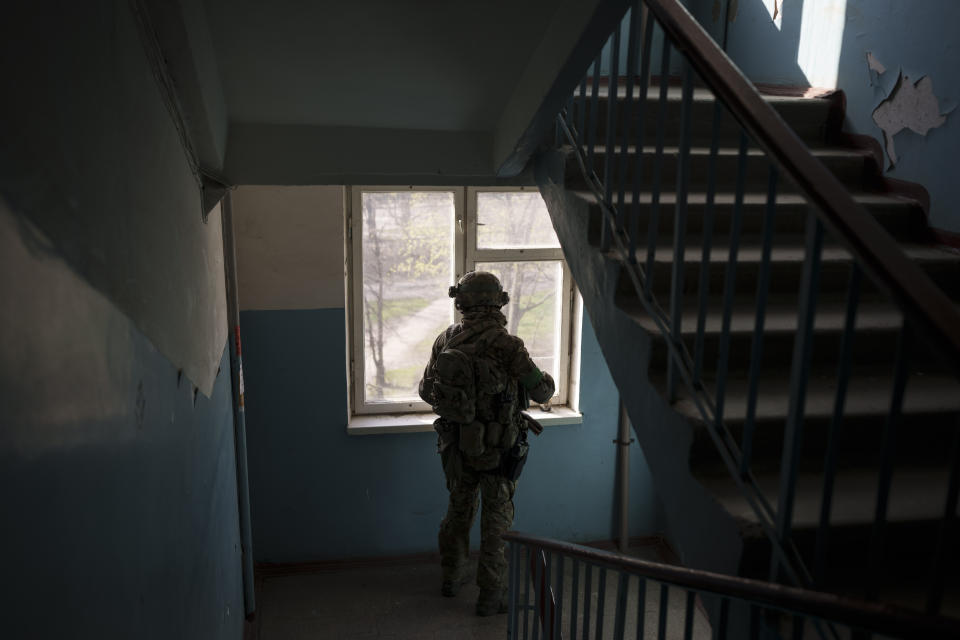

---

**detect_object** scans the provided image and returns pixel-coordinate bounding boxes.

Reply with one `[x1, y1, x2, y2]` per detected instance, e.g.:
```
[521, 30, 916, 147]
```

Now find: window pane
[475, 260, 563, 393]
[476, 192, 560, 250]
[361, 192, 454, 404]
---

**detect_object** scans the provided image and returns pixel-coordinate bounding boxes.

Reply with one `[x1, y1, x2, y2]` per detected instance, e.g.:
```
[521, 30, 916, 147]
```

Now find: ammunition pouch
[459, 420, 486, 457]
[434, 418, 457, 453]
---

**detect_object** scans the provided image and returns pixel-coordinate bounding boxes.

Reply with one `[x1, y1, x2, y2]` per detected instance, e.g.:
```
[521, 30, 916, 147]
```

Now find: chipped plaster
[872, 73, 949, 166]
[866, 51, 886, 74]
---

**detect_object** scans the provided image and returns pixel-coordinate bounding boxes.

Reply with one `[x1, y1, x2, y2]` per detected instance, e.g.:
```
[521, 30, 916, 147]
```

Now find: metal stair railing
[504, 531, 960, 640]
[550, 0, 960, 613]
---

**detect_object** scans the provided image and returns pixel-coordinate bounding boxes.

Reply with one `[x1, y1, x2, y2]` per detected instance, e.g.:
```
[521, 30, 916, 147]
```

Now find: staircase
[531, 0, 960, 622]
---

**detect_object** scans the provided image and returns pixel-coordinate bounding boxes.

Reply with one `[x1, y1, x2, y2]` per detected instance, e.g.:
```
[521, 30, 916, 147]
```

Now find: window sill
[346, 406, 583, 436]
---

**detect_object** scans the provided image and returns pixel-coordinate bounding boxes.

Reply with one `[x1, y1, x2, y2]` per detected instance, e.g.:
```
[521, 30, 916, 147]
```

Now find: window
[347, 186, 580, 424]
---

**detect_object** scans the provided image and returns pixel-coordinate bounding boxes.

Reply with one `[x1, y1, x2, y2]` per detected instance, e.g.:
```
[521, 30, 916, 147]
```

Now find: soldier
[419, 271, 555, 616]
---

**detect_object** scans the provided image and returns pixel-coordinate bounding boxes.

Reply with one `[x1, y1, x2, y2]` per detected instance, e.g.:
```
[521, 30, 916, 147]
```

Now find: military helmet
[448, 271, 510, 310]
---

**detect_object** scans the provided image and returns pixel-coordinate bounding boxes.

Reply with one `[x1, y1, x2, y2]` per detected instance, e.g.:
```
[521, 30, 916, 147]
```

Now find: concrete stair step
[572, 86, 841, 148]
[699, 467, 960, 590]
[618, 294, 947, 371]
[565, 143, 878, 195]
[574, 190, 932, 246]
[613, 243, 960, 298]
[702, 467, 954, 529]
[619, 292, 960, 374]
[658, 368, 960, 472]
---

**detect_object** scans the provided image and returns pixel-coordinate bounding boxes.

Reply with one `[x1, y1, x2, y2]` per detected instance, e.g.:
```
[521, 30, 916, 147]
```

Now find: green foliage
[381, 297, 432, 323]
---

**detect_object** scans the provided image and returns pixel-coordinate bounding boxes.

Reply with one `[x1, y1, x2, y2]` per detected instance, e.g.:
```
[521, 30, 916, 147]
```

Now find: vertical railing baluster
[749, 604, 760, 640]
[533, 549, 542, 640]
[595, 567, 607, 639]
[683, 591, 695, 640]
[578, 75, 589, 142]
[867, 324, 911, 599]
[510, 542, 520, 640]
[791, 614, 806, 640]
[565, 95, 575, 132]
[614, 572, 630, 639]
[927, 416, 960, 614]
[554, 554, 565, 640]
[636, 576, 648, 640]
[617, 4, 640, 221]
[815, 263, 862, 583]
[657, 583, 669, 640]
[571, 558, 580, 640]
[524, 545, 532, 640]
[740, 165, 779, 476]
[544, 551, 553, 640]
[694, 102, 723, 387]
[583, 564, 593, 640]
[714, 132, 749, 429]
[667, 60, 695, 401]
[713, 598, 729, 640]
[642, 35, 672, 299]
[628, 11, 654, 265]
[602, 25, 622, 226]
[587, 56, 603, 172]
[773, 212, 824, 583]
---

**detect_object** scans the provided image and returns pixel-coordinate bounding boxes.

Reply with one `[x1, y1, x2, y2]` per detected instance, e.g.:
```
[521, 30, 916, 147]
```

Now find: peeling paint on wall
[872, 73, 949, 166]
[866, 52, 886, 75]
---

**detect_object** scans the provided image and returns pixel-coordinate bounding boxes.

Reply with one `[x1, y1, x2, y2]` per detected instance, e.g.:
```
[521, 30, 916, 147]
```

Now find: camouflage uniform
[419, 272, 555, 615]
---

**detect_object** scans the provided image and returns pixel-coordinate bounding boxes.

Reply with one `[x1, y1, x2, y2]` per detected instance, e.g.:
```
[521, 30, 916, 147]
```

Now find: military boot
[475, 588, 508, 616]
[441, 571, 470, 597]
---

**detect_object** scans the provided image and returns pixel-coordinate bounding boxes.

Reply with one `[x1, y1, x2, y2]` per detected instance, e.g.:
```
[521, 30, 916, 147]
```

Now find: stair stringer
[535, 147, 746, 579]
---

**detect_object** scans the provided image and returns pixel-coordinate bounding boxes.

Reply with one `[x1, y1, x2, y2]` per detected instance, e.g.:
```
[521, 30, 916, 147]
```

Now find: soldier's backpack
[431, 325, 507, 425]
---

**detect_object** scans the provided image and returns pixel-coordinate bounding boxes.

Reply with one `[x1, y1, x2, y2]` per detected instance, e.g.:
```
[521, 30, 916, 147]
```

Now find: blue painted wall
[0, 204, 245, 639]
[0, 2, 245, 635]
[240, 308, 662, 563]
[718, 0, 960, 232]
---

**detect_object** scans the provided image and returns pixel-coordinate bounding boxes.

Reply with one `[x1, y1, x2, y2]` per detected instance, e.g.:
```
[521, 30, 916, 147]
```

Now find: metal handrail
[544, 0, 960, 615]
[504, 531, 960, 639]
[641, 0, 960, 368]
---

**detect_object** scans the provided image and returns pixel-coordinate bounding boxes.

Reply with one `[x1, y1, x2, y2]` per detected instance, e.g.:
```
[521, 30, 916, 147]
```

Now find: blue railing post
[867, 325, 911, 600]
[774, 212, 824, 583]
[643, 31, 673, 300]
[739, 165, 779, 476]
[667, 60, 695, 402]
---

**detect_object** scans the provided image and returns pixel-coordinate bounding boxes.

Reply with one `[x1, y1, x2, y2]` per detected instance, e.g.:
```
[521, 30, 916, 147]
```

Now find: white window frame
[346, 186, 582, 431]
[465, 186, 575, 407]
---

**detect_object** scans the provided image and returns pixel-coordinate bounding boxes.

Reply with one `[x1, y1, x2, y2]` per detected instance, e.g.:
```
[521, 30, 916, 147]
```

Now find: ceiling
[201, 0, 563, 132]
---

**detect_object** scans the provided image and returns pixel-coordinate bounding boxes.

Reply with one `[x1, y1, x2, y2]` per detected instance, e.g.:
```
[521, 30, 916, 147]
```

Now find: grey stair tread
[701, 467, 955, 527]
[569, 143, 871, 160]
[667, 370, 960, 424]
[570, 189, 919, 208]
[621, 294, 904, 336]
[626, 242, 958, 265]
[591, 84, 836, 104]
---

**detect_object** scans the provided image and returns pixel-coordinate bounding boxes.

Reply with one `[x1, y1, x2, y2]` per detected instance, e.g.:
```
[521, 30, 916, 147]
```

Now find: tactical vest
[431, 322, 521, 470]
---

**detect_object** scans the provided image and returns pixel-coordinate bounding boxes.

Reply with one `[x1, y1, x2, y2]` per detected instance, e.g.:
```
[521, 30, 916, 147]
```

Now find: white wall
[233, 186, 346, 311]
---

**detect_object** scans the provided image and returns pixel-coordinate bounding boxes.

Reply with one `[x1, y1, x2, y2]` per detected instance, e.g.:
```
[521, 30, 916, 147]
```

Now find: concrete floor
[252, 542, 712, 639]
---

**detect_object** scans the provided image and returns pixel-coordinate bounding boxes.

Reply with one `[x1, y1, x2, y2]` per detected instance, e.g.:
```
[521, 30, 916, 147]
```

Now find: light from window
[475, 260, 564, 384]
[349, 187, 576, 416]
[476, 192, 561, 250]
[360, 191, 455, 404]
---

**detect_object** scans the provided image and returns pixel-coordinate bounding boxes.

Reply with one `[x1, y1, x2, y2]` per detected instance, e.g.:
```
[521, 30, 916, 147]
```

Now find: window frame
[465, 186, 574, 407]
[346, 185, 578, 420]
